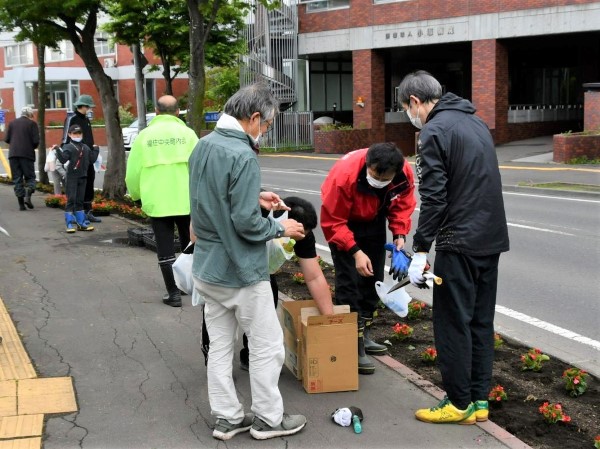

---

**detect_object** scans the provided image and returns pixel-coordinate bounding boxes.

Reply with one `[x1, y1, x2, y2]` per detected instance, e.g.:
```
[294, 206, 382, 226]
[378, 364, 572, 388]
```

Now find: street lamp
[332, 102, 337, 123]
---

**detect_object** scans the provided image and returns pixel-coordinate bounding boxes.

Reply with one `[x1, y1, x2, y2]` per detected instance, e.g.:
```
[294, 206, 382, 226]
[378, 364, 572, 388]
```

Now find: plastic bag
[266, 210, 295, 274]
[375, 281, 412, 318]
[94, 154, 103, 173]
[173, 251, 193, 294]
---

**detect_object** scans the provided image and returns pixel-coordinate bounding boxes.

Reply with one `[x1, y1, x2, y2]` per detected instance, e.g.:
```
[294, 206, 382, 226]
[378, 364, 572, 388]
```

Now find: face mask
[252, 132, 262, 145]
[407, 104, 423, 129]
[71, 137, 83, 142]
[366, 173, 392, 189]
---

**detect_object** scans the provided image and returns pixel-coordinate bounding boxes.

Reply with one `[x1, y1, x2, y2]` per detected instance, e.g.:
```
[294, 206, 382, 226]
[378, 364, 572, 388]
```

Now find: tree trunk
[132, 43, 147, 130]
[36, 44, 48, 185]
[75, 42, 126, 199]
[187, 0, 206, 136]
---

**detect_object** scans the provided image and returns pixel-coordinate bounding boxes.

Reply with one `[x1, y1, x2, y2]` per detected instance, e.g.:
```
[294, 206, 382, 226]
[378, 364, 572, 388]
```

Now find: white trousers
[196, 279, 285, 427]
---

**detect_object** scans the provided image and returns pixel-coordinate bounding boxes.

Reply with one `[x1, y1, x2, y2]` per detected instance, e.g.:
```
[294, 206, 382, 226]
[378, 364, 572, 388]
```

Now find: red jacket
[320, 148, 416, 252]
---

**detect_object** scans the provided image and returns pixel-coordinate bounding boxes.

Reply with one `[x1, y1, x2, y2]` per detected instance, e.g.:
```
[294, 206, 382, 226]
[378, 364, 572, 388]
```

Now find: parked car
[122, 110, 187, 150]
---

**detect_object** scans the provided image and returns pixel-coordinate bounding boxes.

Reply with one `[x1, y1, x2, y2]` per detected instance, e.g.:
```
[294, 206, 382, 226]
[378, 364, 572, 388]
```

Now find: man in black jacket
[397, 71, 509, 425]
[5, 107, 39, 210]
[63, 95, 101, 223]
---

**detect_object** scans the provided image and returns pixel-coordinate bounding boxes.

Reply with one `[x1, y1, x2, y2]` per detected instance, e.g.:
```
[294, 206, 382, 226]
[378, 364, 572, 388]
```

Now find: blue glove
[384, 243, 411, 281]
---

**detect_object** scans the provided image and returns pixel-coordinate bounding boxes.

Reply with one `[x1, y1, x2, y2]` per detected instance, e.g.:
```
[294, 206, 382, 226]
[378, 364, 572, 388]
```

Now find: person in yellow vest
[126, 95, 199, 307]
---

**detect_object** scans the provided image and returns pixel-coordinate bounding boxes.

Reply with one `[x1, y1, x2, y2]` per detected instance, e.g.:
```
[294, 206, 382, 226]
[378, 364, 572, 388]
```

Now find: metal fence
[508, 104, 583, 123]
[261, 111, 314, 150]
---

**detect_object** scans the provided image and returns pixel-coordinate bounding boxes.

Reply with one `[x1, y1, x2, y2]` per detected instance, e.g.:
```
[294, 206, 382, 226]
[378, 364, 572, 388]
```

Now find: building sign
[385, 25, 454, 40]
[204, 111, 220, 122]
[372, 20, 467, 48]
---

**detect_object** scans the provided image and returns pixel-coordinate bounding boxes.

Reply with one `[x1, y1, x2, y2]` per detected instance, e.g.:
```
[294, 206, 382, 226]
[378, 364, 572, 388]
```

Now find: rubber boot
[159, 260, 182, 307]
[358, 319, 375, 375]
[24, 188, 34, 209]
[74, 211, 94, 231]
[17, 197, 27, 211]
[64, 212, 77, 233]
[362, 315, 388, 355]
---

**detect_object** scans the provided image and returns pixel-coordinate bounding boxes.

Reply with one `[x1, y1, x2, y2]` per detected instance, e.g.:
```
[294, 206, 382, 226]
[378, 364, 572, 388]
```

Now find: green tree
[0, 0, 127, 199]
[205, 66, 240, 111]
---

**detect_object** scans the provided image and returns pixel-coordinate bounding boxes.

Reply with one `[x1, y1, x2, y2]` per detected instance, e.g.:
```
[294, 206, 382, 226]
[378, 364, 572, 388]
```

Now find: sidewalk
[0, 185, 531, 449]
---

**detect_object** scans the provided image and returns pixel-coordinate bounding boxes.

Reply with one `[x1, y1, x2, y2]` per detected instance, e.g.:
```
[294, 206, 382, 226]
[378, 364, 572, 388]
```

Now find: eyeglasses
[262, 119, 274, 133]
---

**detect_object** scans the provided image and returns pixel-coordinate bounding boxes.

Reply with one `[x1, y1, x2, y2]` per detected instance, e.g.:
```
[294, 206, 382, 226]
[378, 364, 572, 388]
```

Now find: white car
[122, 110, 187, 150]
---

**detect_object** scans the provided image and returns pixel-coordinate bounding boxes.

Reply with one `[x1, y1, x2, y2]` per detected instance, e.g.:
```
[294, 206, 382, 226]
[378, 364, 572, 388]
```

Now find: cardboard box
[301, 306, 358, 394]
[279, 299, 315, 380]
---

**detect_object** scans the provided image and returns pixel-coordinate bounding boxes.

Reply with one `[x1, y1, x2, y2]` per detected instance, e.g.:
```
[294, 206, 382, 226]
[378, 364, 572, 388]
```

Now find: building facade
[0, 32, 189, 130]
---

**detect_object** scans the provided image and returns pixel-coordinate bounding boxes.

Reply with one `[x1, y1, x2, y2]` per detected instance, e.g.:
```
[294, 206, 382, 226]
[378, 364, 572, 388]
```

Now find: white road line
[495, 305, 600, 351]
[503, 191, 600, 203]
[315, 243, 600, 351]
[506, 223, 575, 236]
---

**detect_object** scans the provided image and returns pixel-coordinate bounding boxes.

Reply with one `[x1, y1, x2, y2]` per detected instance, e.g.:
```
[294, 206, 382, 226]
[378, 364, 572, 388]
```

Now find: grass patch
[517, 182, 600, 193]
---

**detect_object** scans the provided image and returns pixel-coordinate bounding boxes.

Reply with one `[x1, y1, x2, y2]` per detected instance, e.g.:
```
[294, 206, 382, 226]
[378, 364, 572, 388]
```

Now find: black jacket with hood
[412, 92, 509, 256]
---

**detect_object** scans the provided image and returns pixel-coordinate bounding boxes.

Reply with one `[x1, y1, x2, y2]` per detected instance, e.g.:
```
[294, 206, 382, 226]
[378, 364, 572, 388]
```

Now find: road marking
[507, 223, 575, 236]
[495, 305, 600, 351]
[315, 243, 600, 351]
[504, 191, 600, 203]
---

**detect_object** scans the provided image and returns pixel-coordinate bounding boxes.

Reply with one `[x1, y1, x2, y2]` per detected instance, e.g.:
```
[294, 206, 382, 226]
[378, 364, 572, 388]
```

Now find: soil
[275, 258, 600, 449]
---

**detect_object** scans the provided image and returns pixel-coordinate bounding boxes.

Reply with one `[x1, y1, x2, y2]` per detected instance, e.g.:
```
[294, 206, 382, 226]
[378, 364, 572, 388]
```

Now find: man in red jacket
[321, 142, 416, 374]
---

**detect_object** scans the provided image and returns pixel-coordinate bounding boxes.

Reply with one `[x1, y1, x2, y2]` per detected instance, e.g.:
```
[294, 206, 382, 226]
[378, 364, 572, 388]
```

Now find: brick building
[0, 31, 189, 129]
[295, 0, 600, 149]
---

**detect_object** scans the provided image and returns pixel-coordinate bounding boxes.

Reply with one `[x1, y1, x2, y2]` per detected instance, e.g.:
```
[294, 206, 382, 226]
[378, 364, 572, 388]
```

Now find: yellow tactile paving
[18, 378, 77, 416]
[0, 296, 77, 448]
[0, 415, 43, 439]
[0, 437, 42, 449]
[0, 382, 16, 418]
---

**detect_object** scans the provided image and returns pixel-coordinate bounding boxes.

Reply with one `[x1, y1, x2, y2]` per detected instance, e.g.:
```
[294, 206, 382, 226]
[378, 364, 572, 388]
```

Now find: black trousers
[83, 164, 95, 212]
[64, 176, 87, 212]
[9, 157, 36, 197]
[150, 215, 191, 260]
[329, 220, 386, 318]
[433, 251, 500, 410]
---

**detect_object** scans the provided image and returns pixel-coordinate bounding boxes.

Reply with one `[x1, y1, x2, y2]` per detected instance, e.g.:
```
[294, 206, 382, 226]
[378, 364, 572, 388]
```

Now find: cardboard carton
[279, 299, 315, 380]
[301, 306, 358, 394]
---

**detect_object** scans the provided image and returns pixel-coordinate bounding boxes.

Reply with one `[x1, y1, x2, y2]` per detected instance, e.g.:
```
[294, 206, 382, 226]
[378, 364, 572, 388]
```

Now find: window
[25, 80, 80, 110]
[94, 32, 115, 56]
[45, 41, 74, 62]
[310, 58, 353, 112]
[4, 42, 34, 66]
[306, 0, 349, 12]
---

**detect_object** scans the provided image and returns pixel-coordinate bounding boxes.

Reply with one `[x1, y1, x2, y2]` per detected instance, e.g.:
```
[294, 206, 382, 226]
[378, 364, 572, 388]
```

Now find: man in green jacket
[189, 83, 307, 441]
[126, 95, 198, 307]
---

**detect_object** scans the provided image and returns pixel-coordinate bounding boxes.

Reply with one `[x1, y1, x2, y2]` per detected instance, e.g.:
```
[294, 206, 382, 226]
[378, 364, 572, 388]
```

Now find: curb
[373, 354, 533, 449]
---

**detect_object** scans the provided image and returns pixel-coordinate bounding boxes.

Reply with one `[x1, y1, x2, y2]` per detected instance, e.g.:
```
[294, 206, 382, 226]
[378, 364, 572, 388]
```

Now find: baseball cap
[68, 124, 83, 134]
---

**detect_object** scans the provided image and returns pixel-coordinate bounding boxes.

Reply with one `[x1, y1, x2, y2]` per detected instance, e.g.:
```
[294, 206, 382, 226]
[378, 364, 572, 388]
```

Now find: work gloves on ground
[384, 243, 411, 280]
[408, 252, 429, 289]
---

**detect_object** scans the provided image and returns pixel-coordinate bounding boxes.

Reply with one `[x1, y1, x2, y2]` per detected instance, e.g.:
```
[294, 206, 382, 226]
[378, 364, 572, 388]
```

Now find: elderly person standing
[126, 95, 198, 307]
[189, 83, 307, 441]
[5, 107, 39, 211]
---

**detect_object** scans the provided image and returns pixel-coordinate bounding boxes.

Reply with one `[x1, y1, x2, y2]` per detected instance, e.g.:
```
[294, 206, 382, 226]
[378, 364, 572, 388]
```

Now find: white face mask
[71, 137, 83, 143]
[252, 132, 262, 145]
[366, 173, 392, 189]
[406, 104, 423, 129]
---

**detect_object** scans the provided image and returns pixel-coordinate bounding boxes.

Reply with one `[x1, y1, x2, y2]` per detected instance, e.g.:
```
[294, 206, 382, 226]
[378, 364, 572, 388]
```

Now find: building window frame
[44, 41, 74, 62]
[4, 42, 34, 67]
[94, 32, 115, 56]
[25, 80, 81, 110]
[303, 0, 350, 13]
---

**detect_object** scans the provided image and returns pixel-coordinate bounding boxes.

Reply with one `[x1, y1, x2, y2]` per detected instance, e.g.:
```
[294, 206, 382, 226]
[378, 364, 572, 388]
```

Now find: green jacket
[126, 114, 198, 217]
[189, 128, 280, 287]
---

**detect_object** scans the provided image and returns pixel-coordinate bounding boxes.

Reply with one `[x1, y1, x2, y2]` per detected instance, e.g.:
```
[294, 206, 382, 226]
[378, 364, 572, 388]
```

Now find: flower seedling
[494, 333, 504, 350]
[316, 256, 328, 269]
[594, 435, 600, 449]
[406, 301, 427, 320]
[488, 385, 508, 402]
[420, 347, 437, 363]
[292, 272, 305, 284]
[392, 323, 413, 341]
[562, 367, 588, 397]
[538, 402, 571, 424]
[520, 348, 550, 371]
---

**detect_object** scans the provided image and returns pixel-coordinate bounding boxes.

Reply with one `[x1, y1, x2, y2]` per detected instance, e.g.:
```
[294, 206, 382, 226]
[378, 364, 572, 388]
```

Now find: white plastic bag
[173, 252, 194, 294]
[94, 154, 103, 173]
[375, 281, 412, 318]
[266, 210, 295, 274]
